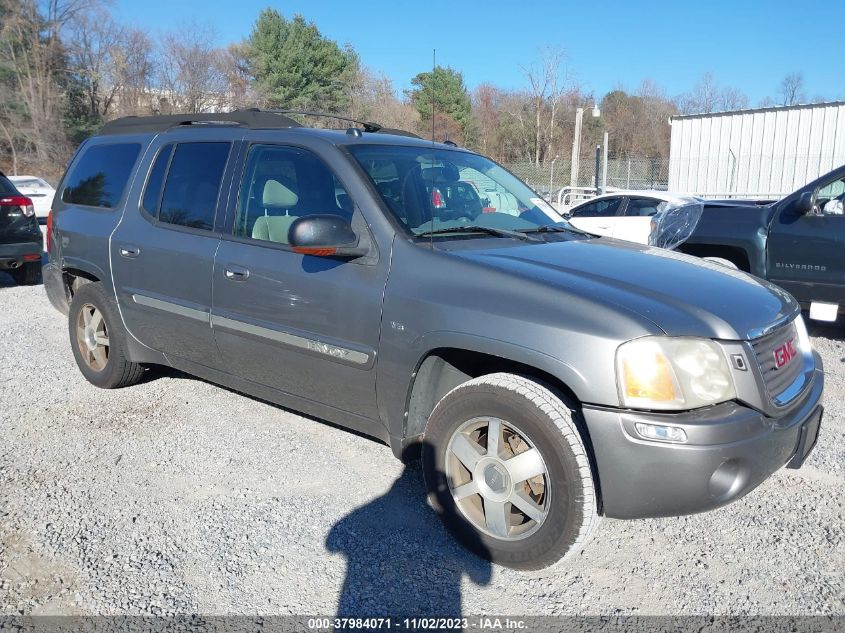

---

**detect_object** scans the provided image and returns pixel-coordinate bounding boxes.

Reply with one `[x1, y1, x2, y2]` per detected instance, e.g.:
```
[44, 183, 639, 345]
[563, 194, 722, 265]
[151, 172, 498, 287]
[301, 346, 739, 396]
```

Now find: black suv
[0, 170, 42, 285]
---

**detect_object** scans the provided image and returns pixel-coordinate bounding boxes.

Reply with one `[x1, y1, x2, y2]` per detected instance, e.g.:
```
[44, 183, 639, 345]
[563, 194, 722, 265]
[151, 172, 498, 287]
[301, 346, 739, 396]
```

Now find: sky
[114, 0, 844, 105]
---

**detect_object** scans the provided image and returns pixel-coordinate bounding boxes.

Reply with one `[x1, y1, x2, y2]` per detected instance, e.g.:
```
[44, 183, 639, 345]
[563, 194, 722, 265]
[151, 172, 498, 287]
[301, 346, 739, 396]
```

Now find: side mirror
[791, 191, 814, 216]
[288, 214, 368, 258]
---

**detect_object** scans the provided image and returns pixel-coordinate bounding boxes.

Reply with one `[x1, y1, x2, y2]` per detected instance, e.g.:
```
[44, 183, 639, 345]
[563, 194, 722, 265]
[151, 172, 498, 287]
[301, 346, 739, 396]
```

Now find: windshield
[347, 145, 570, 236]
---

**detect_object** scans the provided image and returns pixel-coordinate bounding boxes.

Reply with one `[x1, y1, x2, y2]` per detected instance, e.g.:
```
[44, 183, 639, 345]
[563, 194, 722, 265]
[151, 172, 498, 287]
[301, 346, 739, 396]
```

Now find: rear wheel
[11, 262, 41, 285]
[68, 282, 144, 388]
[422, 373, 600, 570]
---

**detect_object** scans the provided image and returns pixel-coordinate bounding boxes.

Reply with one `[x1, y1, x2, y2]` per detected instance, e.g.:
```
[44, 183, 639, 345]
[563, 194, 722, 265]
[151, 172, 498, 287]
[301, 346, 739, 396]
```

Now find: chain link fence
[503, 157, 670, 198]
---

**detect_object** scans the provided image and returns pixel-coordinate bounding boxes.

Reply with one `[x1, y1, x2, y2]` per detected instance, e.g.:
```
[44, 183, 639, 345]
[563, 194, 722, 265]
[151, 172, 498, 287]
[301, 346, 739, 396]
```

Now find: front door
[567, 196, 624, 238]
[211, 142, 388, 422]
[111, 135, 239, 367]
[767, 171, 845, 309]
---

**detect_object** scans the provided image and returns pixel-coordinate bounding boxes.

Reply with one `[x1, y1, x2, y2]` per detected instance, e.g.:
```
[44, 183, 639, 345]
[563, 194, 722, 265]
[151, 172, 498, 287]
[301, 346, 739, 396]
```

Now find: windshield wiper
[415, 225, 537, 241]
[520, 224, 585, 235]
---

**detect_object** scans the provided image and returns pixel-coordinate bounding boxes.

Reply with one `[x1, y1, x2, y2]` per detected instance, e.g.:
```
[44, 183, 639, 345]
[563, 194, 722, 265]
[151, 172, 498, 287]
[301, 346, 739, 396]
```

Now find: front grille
[750, 320, 804, 404]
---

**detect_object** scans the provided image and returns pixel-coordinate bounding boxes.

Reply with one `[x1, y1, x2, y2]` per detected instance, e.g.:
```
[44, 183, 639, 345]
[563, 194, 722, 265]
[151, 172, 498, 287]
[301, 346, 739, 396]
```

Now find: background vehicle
[0, 171, 42, 285]
[7, 175, 55, 220]
[44, 110, 824, 570]
[680, 165, 845, 322]
[566, 190, 702, 248]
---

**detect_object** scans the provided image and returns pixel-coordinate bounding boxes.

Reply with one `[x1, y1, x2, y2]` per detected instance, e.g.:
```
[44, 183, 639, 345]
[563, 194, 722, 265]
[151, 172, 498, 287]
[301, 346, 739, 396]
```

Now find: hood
[451, 238, 798, 340]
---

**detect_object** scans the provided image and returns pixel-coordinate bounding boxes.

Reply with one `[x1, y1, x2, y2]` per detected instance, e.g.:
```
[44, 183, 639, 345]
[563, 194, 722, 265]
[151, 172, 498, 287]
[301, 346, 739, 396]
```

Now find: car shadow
[326, 448, 492, 621]
[807, 321, 844, 340]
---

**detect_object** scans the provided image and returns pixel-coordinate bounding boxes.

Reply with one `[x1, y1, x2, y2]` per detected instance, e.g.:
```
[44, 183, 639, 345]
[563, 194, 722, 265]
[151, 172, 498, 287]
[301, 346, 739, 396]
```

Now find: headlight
[616, 337, 736, 410]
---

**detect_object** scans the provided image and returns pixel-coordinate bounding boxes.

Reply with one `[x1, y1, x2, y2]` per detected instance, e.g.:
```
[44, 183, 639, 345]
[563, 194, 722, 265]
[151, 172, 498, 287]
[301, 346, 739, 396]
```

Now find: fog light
[634, 422, 687, 443]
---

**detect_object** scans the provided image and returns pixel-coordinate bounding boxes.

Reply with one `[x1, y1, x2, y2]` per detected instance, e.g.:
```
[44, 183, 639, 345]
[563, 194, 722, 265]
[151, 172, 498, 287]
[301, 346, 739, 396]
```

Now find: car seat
[251, 179, 300, 243]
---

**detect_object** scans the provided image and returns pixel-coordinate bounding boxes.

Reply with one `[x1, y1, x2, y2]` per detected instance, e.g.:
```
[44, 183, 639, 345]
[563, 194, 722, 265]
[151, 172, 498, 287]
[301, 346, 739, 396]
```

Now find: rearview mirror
[791, 191, 814, 216]
[288, 214, 368, 258]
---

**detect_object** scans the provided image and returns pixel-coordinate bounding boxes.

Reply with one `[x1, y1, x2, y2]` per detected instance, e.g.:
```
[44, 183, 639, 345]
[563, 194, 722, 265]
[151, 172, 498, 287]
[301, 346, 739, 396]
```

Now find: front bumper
[0, 241, 42, 269]
[583, 355, 824, 519]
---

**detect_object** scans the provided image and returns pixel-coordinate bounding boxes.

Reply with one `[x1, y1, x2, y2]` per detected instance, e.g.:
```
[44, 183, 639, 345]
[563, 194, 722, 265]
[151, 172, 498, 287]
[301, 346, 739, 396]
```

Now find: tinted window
[234, 145, 352, 245]
[159, 143, 230, 231]
[62, 143, 141, 208]
[571, 197, 622, 217]
[625, 197, 661, 217]
[0, 176, 18, 195]
[142, 144, 173, 215]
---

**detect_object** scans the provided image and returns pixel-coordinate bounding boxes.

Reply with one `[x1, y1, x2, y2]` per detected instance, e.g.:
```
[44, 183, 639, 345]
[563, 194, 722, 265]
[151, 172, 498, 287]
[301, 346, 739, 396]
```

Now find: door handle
[597, 224, 611, 230]
[224, 265, 250, 281]
[119, 245, 141, 258]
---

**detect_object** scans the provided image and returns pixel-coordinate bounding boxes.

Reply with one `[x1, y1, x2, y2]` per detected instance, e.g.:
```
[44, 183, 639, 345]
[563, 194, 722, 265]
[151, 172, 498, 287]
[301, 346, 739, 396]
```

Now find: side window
[61, 143, 141, 208]
[624, 197, 661, 217]
[158, 142, 230, 231]
[234, 145, 352, 245]
[816, 176, 845, 216]
[572, 197, 621, 217]
[141, 144, 173, 216]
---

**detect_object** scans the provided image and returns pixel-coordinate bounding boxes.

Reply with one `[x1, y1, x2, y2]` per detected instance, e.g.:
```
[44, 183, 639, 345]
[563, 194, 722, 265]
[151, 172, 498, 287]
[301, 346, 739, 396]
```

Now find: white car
[567, 190, 701, 246]
[8, 176, 55, 220]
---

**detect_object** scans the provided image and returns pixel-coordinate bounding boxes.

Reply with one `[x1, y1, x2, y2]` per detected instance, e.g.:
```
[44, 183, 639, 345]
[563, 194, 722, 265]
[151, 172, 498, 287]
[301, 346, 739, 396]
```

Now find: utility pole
[601, 131, 609, 193]
[594, 145, 601, 191]
[569, 107, 583, 187]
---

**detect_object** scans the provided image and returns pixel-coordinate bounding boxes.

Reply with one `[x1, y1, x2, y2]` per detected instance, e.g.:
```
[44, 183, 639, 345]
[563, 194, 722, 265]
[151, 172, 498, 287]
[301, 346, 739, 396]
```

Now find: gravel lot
[0, 273, 843, 617]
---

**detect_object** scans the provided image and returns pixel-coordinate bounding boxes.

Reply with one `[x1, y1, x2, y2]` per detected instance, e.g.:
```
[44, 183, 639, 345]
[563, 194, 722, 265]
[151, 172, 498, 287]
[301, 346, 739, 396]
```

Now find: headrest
[420, 165, 460, 184]
[263, 179, 298, 208]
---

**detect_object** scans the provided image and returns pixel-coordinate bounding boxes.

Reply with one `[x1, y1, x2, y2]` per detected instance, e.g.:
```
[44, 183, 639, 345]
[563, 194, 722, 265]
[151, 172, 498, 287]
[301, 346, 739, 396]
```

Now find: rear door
[211, 139, 388, 423]
[612, 196, 661, 244]
[767, 171, 845, 308]
[566, 196, 624, 237]
[111, 131, 242, 367]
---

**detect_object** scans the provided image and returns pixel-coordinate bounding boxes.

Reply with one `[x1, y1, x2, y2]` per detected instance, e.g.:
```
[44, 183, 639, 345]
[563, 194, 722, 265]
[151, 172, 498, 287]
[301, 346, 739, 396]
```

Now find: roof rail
[254, 109, 420, 138]
[97, 107, 420, 139]
[99, 109, 303, 136]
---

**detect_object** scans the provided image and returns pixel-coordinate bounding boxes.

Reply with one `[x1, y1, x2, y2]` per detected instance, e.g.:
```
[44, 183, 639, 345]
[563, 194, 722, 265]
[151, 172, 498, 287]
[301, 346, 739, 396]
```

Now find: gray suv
[44, 110, 824, 570]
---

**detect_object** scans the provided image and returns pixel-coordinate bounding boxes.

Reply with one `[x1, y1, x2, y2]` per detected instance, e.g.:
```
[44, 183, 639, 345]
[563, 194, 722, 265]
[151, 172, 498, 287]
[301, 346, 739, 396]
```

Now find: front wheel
[422, 373, 600, 570]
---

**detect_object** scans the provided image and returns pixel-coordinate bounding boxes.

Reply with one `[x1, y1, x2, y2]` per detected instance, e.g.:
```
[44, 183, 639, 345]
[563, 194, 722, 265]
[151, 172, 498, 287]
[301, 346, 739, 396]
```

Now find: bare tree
[68, 8, 125, 119]
[779, 72, 804, 106]
[521, 47, 569, 166]
[676, 73, 748, 115]
[349, 67, 419, 132]
[158, 23, 228, 113]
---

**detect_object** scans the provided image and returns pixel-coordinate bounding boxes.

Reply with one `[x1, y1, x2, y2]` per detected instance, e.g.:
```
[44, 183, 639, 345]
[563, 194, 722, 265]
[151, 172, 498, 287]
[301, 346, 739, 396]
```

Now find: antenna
[431, 49, 436, 143]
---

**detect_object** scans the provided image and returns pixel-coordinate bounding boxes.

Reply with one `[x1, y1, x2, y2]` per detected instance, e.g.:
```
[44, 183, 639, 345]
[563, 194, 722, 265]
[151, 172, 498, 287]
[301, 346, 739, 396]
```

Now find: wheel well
[63, 268, 100, 297]
[405, 348, 603, 512]
[679, 244, 750, 271]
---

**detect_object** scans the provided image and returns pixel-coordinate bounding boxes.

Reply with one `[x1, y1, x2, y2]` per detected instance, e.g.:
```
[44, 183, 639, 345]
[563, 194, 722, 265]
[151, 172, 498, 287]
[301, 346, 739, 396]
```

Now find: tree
[779, 72, 804, 106]
[245, 8, 357, 112]
[349, 66, 419, 132]
[158, 23, 228, 113]
[676, 72, 748, 115]
[520, 48, 569, 166]
[407, 65, 471, 142]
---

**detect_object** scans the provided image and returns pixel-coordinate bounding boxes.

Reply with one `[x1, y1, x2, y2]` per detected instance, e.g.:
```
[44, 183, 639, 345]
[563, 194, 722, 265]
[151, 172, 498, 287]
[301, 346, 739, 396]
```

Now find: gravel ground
[0, 274, 843, 617]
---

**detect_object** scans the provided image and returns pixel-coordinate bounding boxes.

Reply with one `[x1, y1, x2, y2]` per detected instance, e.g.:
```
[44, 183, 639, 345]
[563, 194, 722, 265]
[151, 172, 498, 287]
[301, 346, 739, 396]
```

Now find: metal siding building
[668, 102, 845, 198]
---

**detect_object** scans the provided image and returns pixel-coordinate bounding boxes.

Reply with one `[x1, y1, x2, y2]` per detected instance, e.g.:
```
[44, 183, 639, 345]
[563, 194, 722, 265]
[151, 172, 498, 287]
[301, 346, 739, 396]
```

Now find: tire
[703, 256, 739, 269]
[422, 373, 600, 570]
[11, 262, 42, 285]
[68, 282, 145, 389]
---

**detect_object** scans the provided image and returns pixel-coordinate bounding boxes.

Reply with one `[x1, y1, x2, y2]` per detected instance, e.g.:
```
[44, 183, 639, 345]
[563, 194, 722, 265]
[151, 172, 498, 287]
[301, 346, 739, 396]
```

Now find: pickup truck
[679, 165, 845, 322]
[0, 170, 42, 285]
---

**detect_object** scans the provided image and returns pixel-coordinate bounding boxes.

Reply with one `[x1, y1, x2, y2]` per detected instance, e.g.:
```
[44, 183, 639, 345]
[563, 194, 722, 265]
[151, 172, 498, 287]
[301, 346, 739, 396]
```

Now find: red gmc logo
[773, 339, 797, 369]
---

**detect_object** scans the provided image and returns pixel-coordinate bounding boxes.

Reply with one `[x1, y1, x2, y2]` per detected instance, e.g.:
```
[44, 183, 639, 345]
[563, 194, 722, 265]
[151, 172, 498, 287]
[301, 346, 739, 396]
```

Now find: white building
[668, 101, 845, 199]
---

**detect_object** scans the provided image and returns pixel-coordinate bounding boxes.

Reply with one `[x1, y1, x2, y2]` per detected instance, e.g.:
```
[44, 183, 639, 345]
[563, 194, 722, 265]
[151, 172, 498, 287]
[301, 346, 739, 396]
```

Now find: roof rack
[98, 108, 421, 139]
[99, 109, 303, 135]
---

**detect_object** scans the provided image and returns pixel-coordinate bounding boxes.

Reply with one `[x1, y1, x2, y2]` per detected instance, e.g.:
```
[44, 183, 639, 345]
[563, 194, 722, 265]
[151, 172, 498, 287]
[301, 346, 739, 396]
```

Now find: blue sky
[114, 0, 844, 104]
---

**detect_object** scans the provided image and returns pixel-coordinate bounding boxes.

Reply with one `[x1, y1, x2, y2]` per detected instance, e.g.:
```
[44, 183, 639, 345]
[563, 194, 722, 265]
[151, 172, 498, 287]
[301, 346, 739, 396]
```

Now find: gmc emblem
[773, 339, 797, 369]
